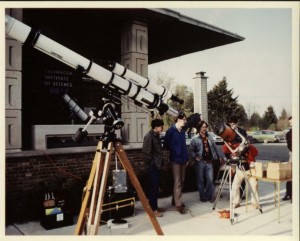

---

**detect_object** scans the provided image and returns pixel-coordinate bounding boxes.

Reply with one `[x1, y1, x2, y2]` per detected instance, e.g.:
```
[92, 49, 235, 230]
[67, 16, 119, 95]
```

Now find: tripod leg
[229, 166, 235, 224]
[212, 163, 230, 210]
[241, 166, 262, 213]
[86, 144, 105, 232]
[88, 141, 113, 235]
[75, 141, 103, 235]
[114, 141, 164, 235]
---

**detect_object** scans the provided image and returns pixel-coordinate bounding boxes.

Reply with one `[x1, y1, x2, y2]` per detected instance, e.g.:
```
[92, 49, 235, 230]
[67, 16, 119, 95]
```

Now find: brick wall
[5, 149, 156, 224]
[6, 148, 197, 224]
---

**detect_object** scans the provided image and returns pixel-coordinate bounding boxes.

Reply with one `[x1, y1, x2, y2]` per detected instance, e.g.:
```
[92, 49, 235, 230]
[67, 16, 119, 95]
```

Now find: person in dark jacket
[164, 111, 188, 214]
[142, 119, 165, 217]
[283, 116, 292, 201]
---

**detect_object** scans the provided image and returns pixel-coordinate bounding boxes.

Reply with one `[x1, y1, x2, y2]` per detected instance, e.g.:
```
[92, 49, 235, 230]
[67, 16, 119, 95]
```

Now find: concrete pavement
[5, 180, 297, 237]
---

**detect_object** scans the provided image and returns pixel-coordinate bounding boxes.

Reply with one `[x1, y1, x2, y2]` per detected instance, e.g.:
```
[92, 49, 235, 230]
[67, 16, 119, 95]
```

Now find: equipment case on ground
[40, 210, 73, 230]
[101, 192, 135, 223]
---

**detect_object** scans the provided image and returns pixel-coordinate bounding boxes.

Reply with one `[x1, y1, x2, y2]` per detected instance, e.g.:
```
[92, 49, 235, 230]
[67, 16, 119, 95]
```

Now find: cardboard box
[254, 162, 268, 177]
[266, 161, 292, 180]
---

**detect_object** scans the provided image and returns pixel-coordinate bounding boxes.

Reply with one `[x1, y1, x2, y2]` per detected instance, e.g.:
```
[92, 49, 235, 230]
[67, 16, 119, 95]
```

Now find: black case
[40, 192, 73, 230]
[101, 192, 135, 223]
[40, 210, 73, 230]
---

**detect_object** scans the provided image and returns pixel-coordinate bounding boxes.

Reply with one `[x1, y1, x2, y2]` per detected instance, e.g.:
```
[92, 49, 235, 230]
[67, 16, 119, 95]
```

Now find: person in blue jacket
[164, 111, 188, 214]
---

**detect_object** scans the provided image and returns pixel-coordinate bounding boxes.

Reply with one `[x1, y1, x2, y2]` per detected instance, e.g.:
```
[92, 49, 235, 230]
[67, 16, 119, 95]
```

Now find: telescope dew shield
[214, 122, 236, 142]
[5, 14, 179, 117]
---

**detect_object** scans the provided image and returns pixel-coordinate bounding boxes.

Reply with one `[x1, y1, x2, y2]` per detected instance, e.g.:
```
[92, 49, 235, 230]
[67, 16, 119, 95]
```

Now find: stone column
[5, 9, 23, 150]
[120, 21, 149, 147]
[193, 72, 208, 122]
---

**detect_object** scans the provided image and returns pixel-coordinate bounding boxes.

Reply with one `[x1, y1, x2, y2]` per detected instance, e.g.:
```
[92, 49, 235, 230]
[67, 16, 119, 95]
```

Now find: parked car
[252, 130, 285, 143]
[160, 131, 196, 146]
[208, 132, 224, 145]
[247, 134, 257, 143]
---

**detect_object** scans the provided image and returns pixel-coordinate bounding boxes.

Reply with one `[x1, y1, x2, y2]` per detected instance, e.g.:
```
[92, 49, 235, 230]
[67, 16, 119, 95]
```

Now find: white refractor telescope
[5, 14, 181, 116]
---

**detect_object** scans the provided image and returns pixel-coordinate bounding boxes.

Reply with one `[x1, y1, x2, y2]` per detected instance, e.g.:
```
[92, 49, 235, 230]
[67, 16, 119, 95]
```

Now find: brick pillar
[5, 9, 23, 150]
[193, 72, 208, 122]
[120, 21, 149, 147]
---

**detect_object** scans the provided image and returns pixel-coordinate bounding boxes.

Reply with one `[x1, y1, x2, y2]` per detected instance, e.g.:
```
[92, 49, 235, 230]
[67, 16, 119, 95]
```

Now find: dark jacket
[164, 124, 188, 165]
[142, 130, 163, 169]
[286, 129, 292, 151]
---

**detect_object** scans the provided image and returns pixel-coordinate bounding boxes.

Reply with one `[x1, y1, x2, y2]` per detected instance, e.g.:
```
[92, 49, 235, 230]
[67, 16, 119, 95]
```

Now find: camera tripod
[74, 131, 164, 235]
[212, 158, 262, 224]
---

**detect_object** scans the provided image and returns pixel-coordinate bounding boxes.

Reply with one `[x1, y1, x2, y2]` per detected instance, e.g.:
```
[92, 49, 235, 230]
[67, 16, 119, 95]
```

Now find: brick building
[5, 8, 244, 224]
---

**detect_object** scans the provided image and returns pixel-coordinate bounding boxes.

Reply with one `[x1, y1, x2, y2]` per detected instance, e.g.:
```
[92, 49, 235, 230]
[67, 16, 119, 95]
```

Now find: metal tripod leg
[240, 166, 263, 213]
[212, 163, 230, 210]
[229, 165, 234, 224]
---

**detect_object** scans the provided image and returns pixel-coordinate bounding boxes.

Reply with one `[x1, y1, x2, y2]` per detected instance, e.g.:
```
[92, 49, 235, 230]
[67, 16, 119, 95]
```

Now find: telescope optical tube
[5, 14, 178, 117]
[62, 94, 88, 121]
[109, 62, 184, 104]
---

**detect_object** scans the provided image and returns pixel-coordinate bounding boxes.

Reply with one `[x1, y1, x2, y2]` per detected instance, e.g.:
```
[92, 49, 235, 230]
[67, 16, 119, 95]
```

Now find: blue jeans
[195, 161, 214, 201]
[147, 164, 160, 211]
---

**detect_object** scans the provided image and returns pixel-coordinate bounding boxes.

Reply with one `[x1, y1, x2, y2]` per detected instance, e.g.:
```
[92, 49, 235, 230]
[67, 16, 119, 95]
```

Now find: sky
[148, 6, 298, 118]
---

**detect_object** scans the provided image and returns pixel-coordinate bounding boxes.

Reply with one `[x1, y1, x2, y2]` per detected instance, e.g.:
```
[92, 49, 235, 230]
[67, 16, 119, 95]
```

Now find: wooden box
[254, 162, 268, 177]
[266, 161, 292, 180]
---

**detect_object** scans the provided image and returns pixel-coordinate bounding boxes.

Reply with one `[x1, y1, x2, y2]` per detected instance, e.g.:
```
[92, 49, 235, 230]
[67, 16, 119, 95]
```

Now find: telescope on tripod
[212, 122, 262, 224]
[5, 14, 203, 234]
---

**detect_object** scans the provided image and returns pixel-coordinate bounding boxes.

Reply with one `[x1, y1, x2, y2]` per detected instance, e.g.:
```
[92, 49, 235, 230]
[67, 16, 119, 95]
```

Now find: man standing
[164, 112, 188, 214]
[142, 119, 165, 217]
[283, 116, 292, 201]
[189, 121, 223, 202]
[223, 115, 259, 209]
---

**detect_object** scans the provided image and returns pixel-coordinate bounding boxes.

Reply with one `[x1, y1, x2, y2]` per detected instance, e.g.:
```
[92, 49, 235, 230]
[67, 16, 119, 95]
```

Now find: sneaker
[283, 195, 291, 201]
[153, 210, 163, 217]
[176, 206, 186, 214]
[157, 207, 166, 212]
[232, 203, 240, 208]
[172, 198, 185, 207]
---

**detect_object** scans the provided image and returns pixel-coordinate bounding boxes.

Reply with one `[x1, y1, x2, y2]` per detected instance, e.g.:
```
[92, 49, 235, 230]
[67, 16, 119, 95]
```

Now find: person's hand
[219, 157, 224, 164]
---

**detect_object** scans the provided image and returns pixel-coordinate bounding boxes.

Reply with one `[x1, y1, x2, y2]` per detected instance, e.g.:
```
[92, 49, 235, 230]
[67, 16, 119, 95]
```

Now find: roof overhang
[21, 8, 244, 64]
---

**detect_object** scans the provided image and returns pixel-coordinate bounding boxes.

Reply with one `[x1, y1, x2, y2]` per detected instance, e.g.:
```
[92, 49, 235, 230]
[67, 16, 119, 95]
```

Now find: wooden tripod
[74, 139, 164, 235]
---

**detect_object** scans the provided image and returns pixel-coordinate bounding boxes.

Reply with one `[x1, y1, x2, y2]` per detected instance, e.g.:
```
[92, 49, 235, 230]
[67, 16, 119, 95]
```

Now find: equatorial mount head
[72, 99, 124, 144]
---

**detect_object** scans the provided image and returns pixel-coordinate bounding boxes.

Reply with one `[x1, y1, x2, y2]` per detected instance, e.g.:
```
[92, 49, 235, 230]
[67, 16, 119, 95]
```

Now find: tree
[261, 106, 278, 130]
[277, 108, 289, 130]
[154, 73, 186, 129]
[207, 77, 247, 129]
[249, 112, 262, 130]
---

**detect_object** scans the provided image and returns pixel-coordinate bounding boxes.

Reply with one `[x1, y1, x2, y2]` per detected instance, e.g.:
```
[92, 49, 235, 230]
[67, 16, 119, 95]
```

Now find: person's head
[228, 115, 239, 130]
[175, 111, 187, 128]
[151, 119, 164, 133]
[288, 116, 292, 127]
[197, 120, 209, 135]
